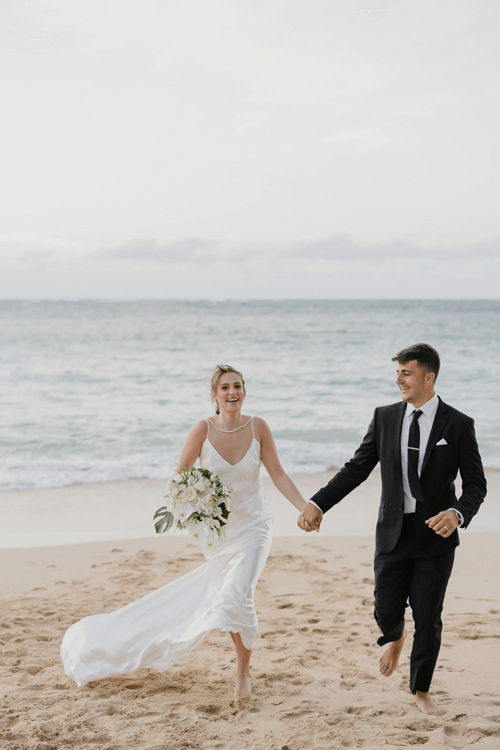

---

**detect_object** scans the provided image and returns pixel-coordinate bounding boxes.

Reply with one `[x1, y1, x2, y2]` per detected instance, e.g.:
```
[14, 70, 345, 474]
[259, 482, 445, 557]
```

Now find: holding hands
[297, 503, 323, 532]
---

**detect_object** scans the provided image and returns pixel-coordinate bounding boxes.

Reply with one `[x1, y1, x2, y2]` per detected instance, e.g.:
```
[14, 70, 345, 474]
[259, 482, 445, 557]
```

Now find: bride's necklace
[208, 417, 252, 433]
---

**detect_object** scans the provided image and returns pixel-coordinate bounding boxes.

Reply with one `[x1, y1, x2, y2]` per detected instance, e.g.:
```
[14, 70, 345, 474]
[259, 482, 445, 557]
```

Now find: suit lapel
[421, 397, 450, 475]
[393, 401, 406, 480]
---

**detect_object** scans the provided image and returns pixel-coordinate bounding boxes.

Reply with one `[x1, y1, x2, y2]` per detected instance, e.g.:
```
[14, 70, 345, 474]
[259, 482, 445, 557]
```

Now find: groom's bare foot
[234, 672, 251, 703]
[415, 691, 446, 716]
[379, 631, 405, 677]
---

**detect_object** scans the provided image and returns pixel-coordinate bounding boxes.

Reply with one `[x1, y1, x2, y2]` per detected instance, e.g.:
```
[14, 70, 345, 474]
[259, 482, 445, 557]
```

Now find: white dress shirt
[401, 393, 439, 512]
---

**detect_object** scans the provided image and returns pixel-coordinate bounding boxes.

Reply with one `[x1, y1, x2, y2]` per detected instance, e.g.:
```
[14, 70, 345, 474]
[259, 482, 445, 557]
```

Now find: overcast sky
[1, 0, 499, 298]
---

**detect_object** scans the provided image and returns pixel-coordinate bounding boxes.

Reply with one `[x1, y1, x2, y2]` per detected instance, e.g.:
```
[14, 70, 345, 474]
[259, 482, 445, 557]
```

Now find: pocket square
[436, 438, 448, 446]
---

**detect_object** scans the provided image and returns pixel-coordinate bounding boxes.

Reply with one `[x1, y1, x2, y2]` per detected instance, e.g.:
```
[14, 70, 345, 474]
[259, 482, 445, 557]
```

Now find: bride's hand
[297, 504, 323, 532]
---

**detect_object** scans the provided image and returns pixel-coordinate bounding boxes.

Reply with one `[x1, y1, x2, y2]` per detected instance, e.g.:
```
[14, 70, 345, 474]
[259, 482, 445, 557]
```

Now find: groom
[299, 343, 486, 715]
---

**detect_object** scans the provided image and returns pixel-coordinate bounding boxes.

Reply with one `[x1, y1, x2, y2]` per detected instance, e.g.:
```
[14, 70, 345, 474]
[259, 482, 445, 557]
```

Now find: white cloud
[284, 236, 500, 261]
[1, 232, 498, 299]
[92, 237, 221, 263]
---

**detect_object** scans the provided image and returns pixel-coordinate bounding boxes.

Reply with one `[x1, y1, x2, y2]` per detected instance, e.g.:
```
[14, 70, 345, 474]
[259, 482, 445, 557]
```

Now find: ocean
[1, 299, 499, 492]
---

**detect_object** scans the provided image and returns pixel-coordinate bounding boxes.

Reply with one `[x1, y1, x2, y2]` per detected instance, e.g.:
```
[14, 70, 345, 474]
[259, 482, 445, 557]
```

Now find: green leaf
[153, 507, 175, 535]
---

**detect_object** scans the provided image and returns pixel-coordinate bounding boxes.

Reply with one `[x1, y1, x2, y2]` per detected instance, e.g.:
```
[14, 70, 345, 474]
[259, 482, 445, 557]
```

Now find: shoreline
[1, 468, 499, 550]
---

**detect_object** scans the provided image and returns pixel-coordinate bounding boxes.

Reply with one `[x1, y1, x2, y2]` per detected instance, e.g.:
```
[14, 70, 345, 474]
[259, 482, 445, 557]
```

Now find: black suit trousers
[373, 515, 455, 694]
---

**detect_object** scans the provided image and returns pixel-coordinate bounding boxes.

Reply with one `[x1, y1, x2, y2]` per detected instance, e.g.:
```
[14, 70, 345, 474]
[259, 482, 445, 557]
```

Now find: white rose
[194, 480, 205, 492]
[183, 487, 196, 503]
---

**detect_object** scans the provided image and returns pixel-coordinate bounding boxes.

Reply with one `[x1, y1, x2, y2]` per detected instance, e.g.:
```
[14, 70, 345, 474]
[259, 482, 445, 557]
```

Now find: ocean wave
[0, 441, 347, 491]
[1, 439, 498, 492]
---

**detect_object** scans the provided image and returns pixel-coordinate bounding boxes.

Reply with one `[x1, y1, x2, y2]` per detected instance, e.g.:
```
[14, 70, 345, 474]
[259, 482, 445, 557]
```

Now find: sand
[1, 531, 499, 749]
[1, 469, 499, 749]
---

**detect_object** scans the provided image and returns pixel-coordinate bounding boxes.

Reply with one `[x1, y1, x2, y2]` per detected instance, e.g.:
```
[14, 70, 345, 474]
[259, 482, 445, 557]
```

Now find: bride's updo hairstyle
[211, 364, 246, 415]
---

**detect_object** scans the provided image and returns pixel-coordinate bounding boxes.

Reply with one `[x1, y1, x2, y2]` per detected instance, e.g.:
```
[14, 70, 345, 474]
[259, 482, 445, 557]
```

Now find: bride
[61, 364, 311, 701]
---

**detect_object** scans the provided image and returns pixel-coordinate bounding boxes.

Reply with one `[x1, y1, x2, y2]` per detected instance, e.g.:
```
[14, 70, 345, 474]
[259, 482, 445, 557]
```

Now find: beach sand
[1, 474, 499, 750]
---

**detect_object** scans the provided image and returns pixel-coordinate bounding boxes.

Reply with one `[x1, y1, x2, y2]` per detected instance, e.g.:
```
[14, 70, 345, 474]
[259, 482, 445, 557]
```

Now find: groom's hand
[425, 509, 458, 538]
[297, 503, 323, 533]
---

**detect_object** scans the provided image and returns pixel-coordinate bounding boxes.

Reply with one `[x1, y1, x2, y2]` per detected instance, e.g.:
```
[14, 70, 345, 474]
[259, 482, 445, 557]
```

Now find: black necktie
[408, 409, 423, 502]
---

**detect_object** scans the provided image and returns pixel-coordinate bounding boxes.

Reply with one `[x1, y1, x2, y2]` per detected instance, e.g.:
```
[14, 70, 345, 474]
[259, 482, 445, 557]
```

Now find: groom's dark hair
[392, 343, 440, 380]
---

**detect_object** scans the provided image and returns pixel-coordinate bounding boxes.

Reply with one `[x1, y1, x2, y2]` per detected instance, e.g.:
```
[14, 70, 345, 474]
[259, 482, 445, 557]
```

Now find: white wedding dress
[61, 418, 273, 687]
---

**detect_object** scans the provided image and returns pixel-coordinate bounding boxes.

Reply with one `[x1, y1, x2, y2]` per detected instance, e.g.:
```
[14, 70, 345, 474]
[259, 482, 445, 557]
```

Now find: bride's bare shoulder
[252, 416, 272, 440]
[189, 419, 209, 439]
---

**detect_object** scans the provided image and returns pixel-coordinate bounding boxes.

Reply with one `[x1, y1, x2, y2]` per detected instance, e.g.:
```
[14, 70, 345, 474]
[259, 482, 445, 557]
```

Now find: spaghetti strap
[204, 418, 210, 439]
[251, 416, 255, 439]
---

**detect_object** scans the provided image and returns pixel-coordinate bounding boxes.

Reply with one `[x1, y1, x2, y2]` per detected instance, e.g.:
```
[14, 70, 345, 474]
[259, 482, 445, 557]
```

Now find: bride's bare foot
[415, 691, 446, 716]
[234, 671, 251, 703]
[379, 630, 405, 677]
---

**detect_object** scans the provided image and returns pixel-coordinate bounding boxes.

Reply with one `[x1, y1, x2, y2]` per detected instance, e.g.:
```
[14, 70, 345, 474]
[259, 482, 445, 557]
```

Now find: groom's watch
[448, 508, 464, 527]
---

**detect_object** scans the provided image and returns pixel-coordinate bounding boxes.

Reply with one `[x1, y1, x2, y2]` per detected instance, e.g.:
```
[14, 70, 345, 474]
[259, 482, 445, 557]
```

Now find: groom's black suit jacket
[310, 397, 487, 556]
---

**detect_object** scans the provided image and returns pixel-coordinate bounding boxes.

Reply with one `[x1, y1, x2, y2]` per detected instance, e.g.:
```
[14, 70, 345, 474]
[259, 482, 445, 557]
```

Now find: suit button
[399, 506, 403, 511]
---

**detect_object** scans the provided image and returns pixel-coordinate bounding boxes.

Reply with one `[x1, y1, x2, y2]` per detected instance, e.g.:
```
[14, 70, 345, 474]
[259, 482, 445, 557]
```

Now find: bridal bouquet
[153, 467, 233, 545]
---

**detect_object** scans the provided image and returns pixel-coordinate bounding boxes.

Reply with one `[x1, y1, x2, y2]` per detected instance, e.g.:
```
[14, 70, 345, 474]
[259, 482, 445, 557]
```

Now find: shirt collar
[405, 393, 439, 419]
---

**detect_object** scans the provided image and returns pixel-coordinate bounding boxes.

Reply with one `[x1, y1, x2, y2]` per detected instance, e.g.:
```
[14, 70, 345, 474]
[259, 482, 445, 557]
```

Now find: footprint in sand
[355, 671, 376, 682]
[404, 718, 441, 732]
[23, 663, 48, 675]
[441, 725, 468, 748]
[340, 738, 355, 747]
[340, 678, 358, 689]
[196, 704, 222, 715]
[281, 706, 313, 720]
[344, 705, 371, 715]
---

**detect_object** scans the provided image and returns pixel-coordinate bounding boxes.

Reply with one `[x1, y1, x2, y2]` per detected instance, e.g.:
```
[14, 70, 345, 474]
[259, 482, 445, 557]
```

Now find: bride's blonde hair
[211, 364, 246, 414]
